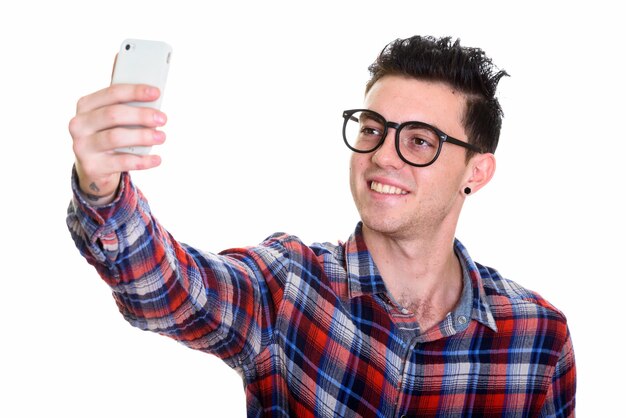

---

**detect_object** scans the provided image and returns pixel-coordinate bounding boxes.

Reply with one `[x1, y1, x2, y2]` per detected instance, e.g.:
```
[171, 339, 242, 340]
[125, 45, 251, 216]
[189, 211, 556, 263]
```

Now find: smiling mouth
[370, 181, 408, 195]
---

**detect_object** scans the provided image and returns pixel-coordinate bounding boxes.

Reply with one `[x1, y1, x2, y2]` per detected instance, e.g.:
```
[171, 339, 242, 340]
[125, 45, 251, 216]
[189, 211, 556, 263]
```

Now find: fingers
[70, 83, 166, 141]
[70, 103, 166, 138]
[74, 126, 164, 153]
[69, 83, 169, 200]
[76, 83, 160, 114]
[77, 151, 162, 181]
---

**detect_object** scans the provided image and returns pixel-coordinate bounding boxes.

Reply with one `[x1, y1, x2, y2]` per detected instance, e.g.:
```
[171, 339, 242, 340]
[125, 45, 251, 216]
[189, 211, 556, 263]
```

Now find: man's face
[350, 75, 473, 239]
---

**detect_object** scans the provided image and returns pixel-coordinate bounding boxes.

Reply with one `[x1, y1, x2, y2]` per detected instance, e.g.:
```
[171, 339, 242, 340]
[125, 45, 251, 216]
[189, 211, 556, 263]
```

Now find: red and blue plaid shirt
[68, 172, 576, 417]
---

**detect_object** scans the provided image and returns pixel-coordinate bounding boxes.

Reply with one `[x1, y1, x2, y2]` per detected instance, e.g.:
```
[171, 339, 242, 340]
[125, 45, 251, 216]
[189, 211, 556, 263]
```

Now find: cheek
[413, 162, 465, 198]
[349, 158, 358, 190]
[349, 154, 365, 178]
[349, 154, 370, 195]
[431, 153, 468, 184]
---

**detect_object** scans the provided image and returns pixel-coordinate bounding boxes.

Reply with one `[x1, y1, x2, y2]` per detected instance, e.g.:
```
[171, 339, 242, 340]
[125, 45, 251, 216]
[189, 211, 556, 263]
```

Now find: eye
[360, 125, 383, 137]
[404, 133, 437, 149]
[400, 125, 439, 151]
[344, 110, 386, 151]
[411, 136, 435, 148]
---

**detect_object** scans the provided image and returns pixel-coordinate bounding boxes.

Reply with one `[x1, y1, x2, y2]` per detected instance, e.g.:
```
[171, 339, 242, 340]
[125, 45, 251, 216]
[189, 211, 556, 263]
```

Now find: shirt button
[457, 315, 468, 325]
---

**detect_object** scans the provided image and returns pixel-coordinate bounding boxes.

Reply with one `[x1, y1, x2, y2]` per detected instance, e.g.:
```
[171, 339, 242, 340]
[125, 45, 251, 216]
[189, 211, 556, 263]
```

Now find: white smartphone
[111, 38, 172, 155]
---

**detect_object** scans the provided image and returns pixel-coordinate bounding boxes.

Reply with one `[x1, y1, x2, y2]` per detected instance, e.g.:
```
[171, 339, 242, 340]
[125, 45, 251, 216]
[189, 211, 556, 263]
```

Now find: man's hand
[69, 84, 167, 205]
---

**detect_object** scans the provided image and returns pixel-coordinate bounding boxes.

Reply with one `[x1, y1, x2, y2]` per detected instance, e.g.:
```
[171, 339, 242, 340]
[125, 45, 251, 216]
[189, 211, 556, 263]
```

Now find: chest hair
[398, 294, 444, 331]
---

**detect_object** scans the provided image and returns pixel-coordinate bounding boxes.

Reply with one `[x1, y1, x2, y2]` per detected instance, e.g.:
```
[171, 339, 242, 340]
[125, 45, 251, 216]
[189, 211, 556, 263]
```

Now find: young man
[68, 36, 576, 416]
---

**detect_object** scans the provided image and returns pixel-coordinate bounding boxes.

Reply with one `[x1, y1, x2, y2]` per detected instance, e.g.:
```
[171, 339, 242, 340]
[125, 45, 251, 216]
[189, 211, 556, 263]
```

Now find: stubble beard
[356, 193, 454, 242]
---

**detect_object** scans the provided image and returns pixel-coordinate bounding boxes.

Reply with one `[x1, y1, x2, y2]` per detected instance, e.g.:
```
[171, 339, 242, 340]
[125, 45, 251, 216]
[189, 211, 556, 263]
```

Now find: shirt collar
[345, 223, 388, 297]
[453, 239, 498, 332]
[344, 223, 497, 332]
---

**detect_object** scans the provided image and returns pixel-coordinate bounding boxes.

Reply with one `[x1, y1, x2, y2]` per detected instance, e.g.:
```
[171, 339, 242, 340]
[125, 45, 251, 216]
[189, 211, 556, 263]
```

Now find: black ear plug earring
[464, 187, 472, 195]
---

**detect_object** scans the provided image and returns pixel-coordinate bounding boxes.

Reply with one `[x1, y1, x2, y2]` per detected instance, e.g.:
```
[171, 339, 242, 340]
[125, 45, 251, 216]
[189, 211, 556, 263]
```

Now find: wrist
[76, 174, 121, 207]
[81, 188, 118, 206]
[74, 171, 121, 207]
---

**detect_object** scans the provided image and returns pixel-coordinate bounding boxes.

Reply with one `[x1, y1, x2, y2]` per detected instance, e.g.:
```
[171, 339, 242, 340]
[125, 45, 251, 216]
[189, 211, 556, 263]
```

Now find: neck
[362, 221, 463, 330]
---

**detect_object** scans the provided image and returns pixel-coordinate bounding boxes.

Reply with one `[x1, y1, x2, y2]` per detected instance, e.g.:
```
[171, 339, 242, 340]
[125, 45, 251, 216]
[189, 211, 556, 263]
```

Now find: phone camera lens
[125, 44, 131, 51]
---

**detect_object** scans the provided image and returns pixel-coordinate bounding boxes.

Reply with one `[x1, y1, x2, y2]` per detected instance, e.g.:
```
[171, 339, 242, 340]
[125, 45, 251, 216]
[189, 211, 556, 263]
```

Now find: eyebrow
[355, 113, 384, 124]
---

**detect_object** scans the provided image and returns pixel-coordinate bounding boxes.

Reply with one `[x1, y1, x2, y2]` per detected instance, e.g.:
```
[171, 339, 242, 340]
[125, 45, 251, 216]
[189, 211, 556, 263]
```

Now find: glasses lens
[343, 110, 386, 152]
[398, 123, 441, 166]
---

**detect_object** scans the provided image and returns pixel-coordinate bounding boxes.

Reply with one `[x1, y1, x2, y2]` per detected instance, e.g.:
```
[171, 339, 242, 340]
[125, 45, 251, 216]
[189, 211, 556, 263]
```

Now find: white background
[1, 0, 623, 416]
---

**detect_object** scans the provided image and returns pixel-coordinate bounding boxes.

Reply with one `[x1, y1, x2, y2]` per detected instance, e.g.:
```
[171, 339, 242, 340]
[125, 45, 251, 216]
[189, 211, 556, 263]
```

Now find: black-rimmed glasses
[342, 109, 482, 167]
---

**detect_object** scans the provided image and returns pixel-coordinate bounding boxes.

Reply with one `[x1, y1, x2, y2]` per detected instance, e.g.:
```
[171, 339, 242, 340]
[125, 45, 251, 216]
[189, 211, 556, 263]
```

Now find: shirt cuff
[70, 167, 138, 239]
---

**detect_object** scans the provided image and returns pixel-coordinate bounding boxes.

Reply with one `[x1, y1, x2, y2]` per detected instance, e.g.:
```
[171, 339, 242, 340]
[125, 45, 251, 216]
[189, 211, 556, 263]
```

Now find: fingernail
[153, 131, 165, 143]
[154, 112, 166, 125]
[146, 86, 159, 97]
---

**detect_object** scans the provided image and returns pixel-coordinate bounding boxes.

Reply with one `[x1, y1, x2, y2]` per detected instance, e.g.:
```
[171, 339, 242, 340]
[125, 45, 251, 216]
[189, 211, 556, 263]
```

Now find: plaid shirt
[68, 172, 576, 417]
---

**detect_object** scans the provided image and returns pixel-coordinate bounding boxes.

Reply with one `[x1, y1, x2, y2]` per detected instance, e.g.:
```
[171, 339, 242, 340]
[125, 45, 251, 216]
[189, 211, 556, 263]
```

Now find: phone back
[111, 39, 172, 154]
[111, 39, 172, 110]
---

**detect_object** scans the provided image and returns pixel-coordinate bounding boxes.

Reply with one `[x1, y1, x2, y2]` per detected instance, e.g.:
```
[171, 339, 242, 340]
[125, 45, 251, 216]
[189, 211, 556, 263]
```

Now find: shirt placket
[393, 335, 421, 418]
[377, 293, 422, 417]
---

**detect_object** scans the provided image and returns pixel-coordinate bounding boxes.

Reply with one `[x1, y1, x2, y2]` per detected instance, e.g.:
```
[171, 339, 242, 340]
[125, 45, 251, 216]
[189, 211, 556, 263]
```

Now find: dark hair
[366, 36, 508, 155]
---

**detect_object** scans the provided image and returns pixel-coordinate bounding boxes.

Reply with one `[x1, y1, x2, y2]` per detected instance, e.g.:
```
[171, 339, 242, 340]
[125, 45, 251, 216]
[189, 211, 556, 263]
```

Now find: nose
[371, 128, 404, 169]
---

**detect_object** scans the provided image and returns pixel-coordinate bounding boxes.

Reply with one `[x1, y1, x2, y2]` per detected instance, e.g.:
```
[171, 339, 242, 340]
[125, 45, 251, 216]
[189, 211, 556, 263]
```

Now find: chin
[360, 213, 413, 237]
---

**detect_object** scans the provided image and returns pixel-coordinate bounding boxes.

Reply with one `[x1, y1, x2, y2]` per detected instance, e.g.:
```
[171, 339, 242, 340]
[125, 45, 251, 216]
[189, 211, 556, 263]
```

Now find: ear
[464, 152, 496, 194]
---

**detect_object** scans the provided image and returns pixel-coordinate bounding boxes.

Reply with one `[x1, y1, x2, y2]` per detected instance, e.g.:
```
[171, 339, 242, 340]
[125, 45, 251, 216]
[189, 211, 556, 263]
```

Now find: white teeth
[370, 181, 408, 195]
